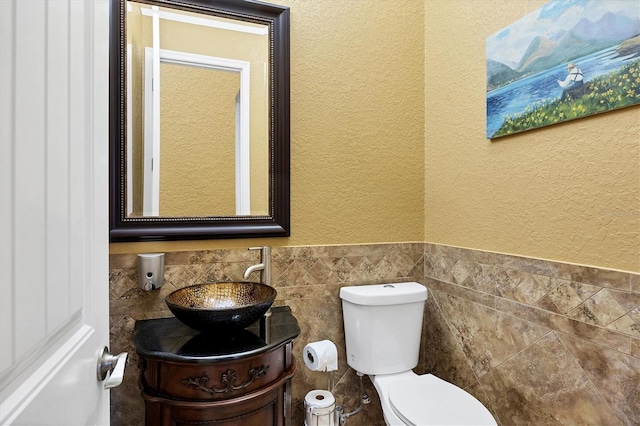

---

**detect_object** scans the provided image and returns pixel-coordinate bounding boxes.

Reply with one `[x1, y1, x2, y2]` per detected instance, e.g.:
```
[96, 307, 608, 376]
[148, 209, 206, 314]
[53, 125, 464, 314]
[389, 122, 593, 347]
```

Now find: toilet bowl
[371, 371, 496, 426]
[340, 282, 497, 426]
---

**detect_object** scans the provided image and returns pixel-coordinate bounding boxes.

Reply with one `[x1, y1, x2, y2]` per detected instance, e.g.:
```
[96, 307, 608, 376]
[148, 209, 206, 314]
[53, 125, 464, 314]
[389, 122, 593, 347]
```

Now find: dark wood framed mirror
[109, 0, 289, 242]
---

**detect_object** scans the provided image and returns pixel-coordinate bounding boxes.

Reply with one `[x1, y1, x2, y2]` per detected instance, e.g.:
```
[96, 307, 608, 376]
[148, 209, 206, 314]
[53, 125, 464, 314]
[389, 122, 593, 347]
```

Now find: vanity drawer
[142, 369, 294, 426]
[140, 343, 290, 401]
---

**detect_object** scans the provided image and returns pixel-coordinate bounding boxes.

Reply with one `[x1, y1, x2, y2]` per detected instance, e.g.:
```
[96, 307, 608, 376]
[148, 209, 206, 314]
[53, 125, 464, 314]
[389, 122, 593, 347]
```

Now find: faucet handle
[248, 246, 271, 254]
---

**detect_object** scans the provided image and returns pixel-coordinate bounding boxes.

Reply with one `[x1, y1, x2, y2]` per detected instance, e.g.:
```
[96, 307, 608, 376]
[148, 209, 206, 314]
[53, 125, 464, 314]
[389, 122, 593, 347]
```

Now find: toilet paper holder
[303, 340, 338, 390]
[305, 404, 343, 426]
[304, 390, 344, 426]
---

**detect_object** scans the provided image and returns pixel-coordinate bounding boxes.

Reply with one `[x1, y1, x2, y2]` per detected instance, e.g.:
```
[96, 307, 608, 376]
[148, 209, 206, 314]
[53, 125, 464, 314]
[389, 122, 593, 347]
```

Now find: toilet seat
[389, 374, 496, 426]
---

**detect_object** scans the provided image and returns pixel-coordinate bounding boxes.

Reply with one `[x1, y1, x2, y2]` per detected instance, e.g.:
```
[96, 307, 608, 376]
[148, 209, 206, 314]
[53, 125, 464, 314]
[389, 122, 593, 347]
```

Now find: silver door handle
[97, 346, 128, 389]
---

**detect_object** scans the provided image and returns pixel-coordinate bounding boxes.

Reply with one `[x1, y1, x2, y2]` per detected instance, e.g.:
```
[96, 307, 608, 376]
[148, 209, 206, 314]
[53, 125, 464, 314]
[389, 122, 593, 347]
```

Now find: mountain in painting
[516, 36, 557, 72]
[486, 59, 522, 90]
[572, 12, 639, 42]
[487, 11, 640, 91]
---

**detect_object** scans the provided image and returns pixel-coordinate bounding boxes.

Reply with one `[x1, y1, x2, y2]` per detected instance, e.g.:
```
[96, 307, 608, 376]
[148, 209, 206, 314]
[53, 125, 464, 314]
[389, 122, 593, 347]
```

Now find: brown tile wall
[109, 243, 639, 425]
[109, 243, 424, 426]
[424, 243, 640, 426]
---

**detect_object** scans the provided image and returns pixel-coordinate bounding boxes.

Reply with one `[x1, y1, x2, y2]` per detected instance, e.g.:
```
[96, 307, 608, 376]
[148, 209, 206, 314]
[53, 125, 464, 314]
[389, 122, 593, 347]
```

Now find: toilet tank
[340, 282, 428, 375]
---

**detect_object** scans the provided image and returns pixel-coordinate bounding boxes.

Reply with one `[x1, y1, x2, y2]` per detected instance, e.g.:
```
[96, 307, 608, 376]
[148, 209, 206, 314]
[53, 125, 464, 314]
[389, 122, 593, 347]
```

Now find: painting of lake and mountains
[486, 0, 640, 139]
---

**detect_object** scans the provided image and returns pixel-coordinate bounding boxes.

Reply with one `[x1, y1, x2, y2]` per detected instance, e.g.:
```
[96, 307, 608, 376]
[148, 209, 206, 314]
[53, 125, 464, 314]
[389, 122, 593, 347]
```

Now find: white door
[0, 0, 120, 424]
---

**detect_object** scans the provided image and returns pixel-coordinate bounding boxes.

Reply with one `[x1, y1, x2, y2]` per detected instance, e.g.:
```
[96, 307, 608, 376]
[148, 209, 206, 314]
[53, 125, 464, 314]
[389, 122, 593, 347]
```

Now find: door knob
[97, 346, 128, 389]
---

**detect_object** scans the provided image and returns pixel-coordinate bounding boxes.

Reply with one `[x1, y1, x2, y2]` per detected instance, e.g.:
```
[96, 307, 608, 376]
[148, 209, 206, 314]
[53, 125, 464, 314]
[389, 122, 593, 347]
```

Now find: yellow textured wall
[424, 0, 640, 272]
[114, 1, 639, 273]
[160, 16, 270, 216]
[111, 0, 426, 253]
[125, 5, 270, 216]
[160, 65, 237, 216]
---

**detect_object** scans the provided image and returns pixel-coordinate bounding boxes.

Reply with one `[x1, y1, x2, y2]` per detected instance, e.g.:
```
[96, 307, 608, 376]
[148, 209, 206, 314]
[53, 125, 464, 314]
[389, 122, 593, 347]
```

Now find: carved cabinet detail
[134, 307, 299, 426]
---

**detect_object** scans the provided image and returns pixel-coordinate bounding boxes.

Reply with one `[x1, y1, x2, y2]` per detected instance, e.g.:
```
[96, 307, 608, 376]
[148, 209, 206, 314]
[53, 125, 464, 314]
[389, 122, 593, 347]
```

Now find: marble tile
[389, 250, 423, 277]
[570, 280, 603, 301]
[568, 289, 628, 327]
[480, 332, 620, 425]
[420, 244, 639, 424]
[465, 381, 503, 426]
[333, 257, 361, 283]
[495, 296, 631, 353]
[425, 244, 474, 262]
[163, 264, 199, 287]
[310, 258, 342, 284]
[632, 274, 640, 294]
[423, 292, 478, 389]
[423, 253, 436, 278]
[468, 263, 499, 295]
[275, 283, 341, 302]
[287, 286, 387, 425]
[493, 268, 526, 300]
[568, 266, 630, 291]
[558, 332, 640, 425]
[109, 243, 638, 426]
[110, 315, 145, 426]
[425, 277, 495, 309]
[282, 259, 316, 286]
[109, 268, 137, 300]
[433, 290, 549, 377]
[110, 283, 176, 320]
[288, 295, 349, 414]
[535, 279, 588, 314]
[109, 253, 136, 269]
[607, 313, 640, 337]
[632, 337, 640, 358]
[407, 255, 424, 280]
[331, 370, 385, 426]
[507, 272, 557, 305]
[108, 243, 418, 426]
[355, 256, 386, 282]
[535, 293, 563, 314]
[451, 259, 471, 285]
[165, 249, 254, 266]
[203, 262, 244, 283]
[495, 254, 561, 278]
[430, 256, 456, 283]
[608, 289, 640, 312]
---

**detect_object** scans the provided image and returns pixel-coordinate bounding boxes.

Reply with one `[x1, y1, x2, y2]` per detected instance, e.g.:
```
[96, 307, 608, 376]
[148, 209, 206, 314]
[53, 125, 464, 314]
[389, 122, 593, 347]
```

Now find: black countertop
[134, 306, 300, 363]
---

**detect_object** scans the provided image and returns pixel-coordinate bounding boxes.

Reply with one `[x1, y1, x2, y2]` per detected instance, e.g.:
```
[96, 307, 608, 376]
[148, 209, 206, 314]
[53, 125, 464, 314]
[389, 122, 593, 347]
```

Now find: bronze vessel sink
[165, 282, 276, 332]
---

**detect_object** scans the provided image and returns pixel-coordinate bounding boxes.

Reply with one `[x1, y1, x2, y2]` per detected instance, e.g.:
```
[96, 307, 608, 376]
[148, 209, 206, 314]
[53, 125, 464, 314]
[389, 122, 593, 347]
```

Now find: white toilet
[340, 282, 496, 426]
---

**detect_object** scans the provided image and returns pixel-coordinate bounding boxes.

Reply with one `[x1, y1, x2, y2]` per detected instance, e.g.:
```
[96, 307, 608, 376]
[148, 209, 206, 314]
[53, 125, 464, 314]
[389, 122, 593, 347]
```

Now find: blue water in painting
[486, 46, 638, 138]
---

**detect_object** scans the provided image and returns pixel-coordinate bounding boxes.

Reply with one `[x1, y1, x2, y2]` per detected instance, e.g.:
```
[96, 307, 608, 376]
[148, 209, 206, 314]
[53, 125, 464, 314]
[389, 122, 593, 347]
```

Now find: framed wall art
[486, 0, 640, 139]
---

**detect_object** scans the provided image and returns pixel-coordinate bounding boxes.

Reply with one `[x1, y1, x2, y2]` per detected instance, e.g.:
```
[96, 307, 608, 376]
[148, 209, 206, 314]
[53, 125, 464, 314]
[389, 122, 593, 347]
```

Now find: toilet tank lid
[340, 282, 427, 306]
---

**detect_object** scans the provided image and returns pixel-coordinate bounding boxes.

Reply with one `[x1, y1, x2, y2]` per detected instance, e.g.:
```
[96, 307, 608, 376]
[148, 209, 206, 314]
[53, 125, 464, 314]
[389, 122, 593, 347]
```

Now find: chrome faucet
[243, 246, 273, 342]
[243, 246, 271, 285]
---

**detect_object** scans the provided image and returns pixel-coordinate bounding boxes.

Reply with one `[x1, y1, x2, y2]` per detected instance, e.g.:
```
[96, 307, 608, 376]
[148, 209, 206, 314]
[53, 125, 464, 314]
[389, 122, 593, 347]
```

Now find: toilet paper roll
[303, 340, 338, 372]
[305, 389, 335, 409]
[305, 390, 335, 426]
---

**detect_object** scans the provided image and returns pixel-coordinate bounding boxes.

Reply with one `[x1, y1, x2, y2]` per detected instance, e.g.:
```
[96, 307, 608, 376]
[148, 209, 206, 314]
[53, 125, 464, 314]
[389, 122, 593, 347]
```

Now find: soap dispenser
[137, 253, 165, 291]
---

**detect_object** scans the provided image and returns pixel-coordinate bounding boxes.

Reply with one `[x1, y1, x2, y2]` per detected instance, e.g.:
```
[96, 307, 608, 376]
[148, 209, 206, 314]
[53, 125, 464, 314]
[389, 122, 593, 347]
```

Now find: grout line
[554, 330, 624, 424]
[428, 290, 513, 425]
[429, 272, 638, 353]
[482, 329, 554, 378]
[428, 289, 484, 384]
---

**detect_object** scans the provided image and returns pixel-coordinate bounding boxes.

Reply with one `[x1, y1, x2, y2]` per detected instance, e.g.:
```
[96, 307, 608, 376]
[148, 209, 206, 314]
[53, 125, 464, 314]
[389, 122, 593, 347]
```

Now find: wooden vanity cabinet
[134, 306, 299, 426]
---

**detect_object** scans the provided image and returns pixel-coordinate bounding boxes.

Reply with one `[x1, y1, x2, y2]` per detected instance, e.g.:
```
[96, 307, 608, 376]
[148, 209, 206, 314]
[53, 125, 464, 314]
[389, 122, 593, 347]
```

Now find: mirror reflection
[110, 0, 290, 242]
[126, 1, 270, 217]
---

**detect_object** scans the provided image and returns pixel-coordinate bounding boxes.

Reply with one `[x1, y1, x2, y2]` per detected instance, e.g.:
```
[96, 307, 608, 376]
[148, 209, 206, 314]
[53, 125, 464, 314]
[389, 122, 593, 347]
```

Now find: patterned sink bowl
[165, 282, 277, 332]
